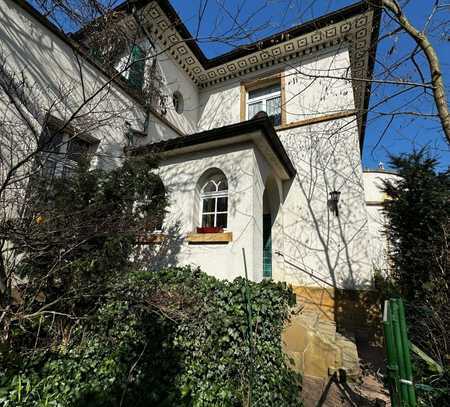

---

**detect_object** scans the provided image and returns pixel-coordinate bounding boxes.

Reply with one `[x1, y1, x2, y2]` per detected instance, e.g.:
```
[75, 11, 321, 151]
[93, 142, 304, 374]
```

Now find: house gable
[131, 0, 380, 141]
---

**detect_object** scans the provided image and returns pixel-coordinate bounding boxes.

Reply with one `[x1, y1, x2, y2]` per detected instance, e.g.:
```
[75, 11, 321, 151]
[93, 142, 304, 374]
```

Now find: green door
[263, 214, 272, 278]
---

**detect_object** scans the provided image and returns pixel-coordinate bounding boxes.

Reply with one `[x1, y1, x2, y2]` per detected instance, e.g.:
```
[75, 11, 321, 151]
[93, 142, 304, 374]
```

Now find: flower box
[187, 232, 233, 243]
[196, 226, 223, 234]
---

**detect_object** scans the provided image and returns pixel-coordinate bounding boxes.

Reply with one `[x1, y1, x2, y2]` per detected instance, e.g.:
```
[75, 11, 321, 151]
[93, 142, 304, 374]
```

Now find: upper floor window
[128, 45, 146, 89]
[66, 136, 92, 163]
[41, 135, 95, 180]
[38, 119, 98, 181]
[199, 170, 228, 228]
[247, 82, 281, 126]
[114, 44, 146, 89]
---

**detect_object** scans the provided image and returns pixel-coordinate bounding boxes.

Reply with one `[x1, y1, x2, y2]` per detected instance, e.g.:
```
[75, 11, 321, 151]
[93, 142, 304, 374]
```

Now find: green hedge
[0, 267, 302, 406]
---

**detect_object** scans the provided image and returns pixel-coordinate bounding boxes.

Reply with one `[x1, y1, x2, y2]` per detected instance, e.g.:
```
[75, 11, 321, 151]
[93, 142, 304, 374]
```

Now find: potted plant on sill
[196, 226, 223, 234]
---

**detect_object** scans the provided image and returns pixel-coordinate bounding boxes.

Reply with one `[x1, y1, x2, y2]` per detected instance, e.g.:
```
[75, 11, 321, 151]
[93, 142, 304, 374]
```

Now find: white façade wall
[252, 147, 286, 281]
[196, 45, 373, 289]
[198, 79, 241, 130]
[363, 171, 401, 274]
[157, 142, 281, 282]
[363, 170, 399, 202]
[2, 1, 376, 289]
[275, 47, 367, 290]
[153, 42, 200, 136]
[284, 46, 354, 121]
[277, 117, 372, 289]
[0, 0, 177, 170]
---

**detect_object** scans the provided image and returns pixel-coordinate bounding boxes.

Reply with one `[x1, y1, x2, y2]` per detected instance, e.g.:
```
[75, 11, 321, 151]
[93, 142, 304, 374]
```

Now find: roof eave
[128, 117, 297, 179]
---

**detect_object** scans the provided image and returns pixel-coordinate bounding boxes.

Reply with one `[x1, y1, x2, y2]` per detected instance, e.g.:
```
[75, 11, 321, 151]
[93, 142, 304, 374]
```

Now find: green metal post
[391, 300, 410, 405]
[242, 248, 254, 407]
[396, 299, 417, 406]
[383, 300, 401, 407]
[384, 298, 418, 407]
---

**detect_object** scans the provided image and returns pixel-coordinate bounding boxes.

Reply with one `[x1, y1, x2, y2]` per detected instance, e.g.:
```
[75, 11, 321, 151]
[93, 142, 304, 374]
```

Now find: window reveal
[172, 91, 184, 114]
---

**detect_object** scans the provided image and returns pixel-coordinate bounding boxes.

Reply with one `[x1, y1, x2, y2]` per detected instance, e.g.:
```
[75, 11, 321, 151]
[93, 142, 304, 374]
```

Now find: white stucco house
[120, 0, 385, 290]
[1, 0, 395, 329]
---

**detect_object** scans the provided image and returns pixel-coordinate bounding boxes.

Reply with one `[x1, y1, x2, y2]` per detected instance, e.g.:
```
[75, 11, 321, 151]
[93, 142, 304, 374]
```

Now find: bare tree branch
[383, 0, 450, 144]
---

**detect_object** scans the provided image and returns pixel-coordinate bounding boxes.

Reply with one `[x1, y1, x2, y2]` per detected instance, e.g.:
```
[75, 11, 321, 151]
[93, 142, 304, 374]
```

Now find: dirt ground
[301, 341, 391, 406]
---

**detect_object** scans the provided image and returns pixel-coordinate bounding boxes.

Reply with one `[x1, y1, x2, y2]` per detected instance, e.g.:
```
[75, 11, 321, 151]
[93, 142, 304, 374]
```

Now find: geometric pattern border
[143, 1, 374, 131]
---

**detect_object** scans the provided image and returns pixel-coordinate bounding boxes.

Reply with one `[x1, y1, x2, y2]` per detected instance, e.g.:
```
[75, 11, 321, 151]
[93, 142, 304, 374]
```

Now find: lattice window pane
[248, 101, 263, 119]
[217, 178, 228, 191]
[217, 197, 228, 212]
[203, 181, 217, 193]
[67, 137, 91, 163]
[202, 198, 216, 213]
[266, 96, 280, 115]
[42, 159, 57, 179]
[248, 83, 280, 99]
[216, 213, 227, 228]
[202, 214, 215, 228]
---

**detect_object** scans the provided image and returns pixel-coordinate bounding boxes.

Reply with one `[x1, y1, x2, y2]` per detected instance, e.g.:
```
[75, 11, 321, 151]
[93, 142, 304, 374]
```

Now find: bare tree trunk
[383, 0, 450, 144]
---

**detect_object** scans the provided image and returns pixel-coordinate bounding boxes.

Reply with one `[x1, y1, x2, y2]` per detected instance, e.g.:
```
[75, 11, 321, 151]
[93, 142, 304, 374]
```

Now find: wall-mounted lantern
[328, 190, 341, 216]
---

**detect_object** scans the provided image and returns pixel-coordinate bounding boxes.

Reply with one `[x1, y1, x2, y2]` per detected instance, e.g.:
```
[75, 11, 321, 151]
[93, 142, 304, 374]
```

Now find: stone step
[283, 310, 360, 379]
[293, 310, 337, 339]
[293, 286, 335, 321]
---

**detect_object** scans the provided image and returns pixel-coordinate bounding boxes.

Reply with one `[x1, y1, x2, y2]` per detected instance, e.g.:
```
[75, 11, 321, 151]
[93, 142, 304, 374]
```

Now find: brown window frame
[240, 71, 286, 127]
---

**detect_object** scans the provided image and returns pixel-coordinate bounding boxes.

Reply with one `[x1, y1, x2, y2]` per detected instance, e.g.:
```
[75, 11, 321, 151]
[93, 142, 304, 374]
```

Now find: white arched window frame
[199, 172, 228, 229]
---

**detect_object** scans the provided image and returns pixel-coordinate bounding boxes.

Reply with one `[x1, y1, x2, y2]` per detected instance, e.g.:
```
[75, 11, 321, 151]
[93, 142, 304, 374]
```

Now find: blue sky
[170, 0, 450, 170]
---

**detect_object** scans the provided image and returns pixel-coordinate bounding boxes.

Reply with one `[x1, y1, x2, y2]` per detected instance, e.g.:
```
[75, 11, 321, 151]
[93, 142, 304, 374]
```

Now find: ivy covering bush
[1, 267, 301, 406]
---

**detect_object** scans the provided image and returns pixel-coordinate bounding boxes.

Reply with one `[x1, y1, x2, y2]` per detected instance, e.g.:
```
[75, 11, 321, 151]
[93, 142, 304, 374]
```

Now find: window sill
[187, 232, 233, 244]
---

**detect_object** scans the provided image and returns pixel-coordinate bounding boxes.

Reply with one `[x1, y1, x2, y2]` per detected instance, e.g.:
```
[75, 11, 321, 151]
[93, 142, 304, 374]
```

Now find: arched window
[199, 169, 228, 228]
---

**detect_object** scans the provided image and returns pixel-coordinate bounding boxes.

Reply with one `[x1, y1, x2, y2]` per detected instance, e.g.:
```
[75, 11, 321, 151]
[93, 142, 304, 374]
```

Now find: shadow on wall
[135, 222, 184, 271]
[0, 1, 144, 168]
[141, 147, 259, 282]
[287, 284, 385, 344]
[279, 116, 371, 291]
[198, 82, 240, 130]
[334, 288, 385, 345]
[278, 116, 383, 341]
[160, 147, 250, 234]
